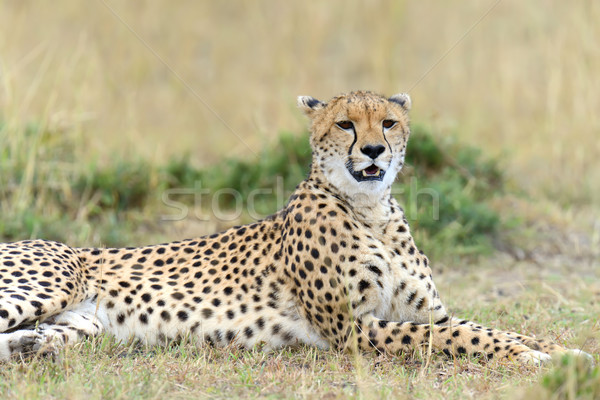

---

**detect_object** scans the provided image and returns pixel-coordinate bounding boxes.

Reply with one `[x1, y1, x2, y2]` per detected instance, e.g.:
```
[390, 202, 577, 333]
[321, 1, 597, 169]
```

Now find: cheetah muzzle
[0, 90, 593, 366]
[348, 163, 385, 182]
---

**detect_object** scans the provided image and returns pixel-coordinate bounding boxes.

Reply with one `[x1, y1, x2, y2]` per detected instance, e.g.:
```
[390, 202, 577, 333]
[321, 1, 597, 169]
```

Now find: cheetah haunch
[0, 91, 590, 364]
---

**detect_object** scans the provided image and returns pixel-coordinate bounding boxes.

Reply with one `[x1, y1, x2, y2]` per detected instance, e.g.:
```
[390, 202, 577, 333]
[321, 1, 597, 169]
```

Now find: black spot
[226, 330, 236, 342]
[30, 300, 43, 309]
[358, 280, 370, 292]
[367, 265, 382, 276]
[171, 292, 184, 300]
[202, 308, 213, 318]
[177, 311, 189, 321]
[401, 335, 412, 344]
[304, 261, 314, 271]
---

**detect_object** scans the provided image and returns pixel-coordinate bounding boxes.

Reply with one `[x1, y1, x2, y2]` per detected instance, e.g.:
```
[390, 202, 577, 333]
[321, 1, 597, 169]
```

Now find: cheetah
[0, 91, 591, 364]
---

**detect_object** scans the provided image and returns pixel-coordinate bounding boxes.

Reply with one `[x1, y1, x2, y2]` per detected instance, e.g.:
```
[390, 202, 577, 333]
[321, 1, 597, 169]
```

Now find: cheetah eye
[382, 120, 397, 129]
[336, 121, 354, 131]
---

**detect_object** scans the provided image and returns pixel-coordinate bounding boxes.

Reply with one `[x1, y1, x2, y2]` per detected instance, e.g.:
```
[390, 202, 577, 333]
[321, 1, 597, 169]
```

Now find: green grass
[162, 123, 507, 260]
[0, 260, 597, 400]
[0, 120, 507, 259]
[0, 121, 160, 246]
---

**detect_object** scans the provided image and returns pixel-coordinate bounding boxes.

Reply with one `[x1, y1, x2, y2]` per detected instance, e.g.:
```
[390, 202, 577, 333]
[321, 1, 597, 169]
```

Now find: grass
[163, 123, 507, 260]
[0, 1, 599, 399]
[1, 2, 599, 209]
[0, 259, 597, 399]
[0, 119, 507, 259]
[1, 128, 596, 400]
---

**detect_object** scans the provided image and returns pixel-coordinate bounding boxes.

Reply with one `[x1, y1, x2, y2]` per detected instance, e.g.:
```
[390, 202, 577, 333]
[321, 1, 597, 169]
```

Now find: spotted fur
[0, 91, 589, 364]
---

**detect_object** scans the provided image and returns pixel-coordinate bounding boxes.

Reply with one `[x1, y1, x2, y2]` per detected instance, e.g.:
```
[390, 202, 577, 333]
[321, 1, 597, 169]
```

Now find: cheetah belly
[94, 292, 330, 350]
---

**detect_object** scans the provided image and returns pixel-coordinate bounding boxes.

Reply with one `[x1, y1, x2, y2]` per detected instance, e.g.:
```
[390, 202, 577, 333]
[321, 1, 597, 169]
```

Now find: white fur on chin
[321, 155, 402, 207]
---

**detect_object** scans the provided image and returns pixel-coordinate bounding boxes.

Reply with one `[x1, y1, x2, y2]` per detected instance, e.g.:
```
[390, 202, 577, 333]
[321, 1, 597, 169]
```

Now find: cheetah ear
[388, 93, 411, 112]
[297, 96, 326, 117]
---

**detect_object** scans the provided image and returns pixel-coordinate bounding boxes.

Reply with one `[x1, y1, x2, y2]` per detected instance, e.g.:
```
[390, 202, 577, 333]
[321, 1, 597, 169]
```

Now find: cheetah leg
[447, 318, 593, 362]
[0, 241, 89, 334]
[350, 315, 551, 365]
[0, 299, 104, 360]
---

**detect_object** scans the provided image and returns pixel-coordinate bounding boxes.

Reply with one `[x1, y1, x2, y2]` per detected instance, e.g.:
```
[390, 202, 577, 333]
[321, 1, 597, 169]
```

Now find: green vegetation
[524, 354, 600, 400]
[0, 121, 506, 259]
[158, 123, 508, 260]
[397, 124, 505, 259]
[0, 121, 162, 246]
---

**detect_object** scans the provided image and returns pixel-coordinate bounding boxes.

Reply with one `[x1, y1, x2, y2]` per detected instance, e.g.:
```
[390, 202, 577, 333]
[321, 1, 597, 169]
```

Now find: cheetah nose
[361, 144, 386, 159]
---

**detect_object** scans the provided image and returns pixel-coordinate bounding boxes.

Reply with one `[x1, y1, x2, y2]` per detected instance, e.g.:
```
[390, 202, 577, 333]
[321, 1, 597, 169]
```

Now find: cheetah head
[298, 91, 411, 199]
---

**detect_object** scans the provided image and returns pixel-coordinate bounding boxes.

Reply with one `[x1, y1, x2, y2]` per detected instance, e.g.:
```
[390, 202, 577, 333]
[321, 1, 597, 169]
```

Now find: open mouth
[350, 164, 386, 182]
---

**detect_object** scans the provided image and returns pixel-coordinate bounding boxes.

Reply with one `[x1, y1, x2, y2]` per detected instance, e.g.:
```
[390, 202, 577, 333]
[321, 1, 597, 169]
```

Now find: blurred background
[0, 0, 599, 251]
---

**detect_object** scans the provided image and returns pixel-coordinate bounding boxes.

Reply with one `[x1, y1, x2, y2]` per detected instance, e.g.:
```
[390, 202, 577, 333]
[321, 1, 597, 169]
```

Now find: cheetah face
[298, 91, 411, 199]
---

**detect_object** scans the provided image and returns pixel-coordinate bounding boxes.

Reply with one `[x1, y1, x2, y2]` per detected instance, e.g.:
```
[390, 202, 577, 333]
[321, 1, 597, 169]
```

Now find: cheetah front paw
[515, 350, 552, 365]
[9, 331, 60, 359]
[4, 331, 45, 358]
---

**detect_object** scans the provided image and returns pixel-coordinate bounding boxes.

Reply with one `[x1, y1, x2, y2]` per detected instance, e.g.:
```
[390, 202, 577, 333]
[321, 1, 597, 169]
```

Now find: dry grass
[1, 1, 599, 209]
[1, 1, 599, 398]
[0, 258, 598, 399]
